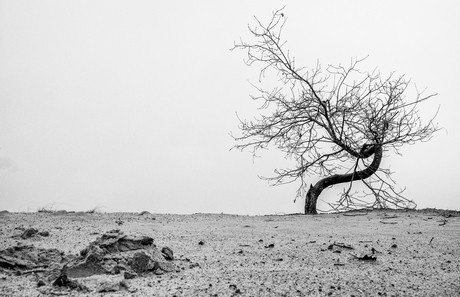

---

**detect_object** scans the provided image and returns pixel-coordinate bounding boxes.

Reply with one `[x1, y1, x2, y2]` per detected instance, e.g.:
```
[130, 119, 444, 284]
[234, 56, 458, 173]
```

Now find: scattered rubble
[65, 229, 177, 279]
[0, 229, 180, 293]
[0, 244, 70, 271]
[9, 228, 51, 240]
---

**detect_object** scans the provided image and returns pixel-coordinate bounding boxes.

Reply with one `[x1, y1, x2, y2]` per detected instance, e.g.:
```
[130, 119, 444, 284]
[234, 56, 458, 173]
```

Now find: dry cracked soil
[0, 208, 459, 296]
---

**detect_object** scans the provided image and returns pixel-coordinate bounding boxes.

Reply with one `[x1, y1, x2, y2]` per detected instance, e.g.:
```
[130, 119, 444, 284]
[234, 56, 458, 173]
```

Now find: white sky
[1, 1, 459, 214]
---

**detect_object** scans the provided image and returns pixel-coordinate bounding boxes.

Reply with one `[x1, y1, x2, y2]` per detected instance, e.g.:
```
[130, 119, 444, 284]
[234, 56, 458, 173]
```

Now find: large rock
[1, 229, 178, 293]
[64, 229, 177, 279]
[0, 244, 69, 271]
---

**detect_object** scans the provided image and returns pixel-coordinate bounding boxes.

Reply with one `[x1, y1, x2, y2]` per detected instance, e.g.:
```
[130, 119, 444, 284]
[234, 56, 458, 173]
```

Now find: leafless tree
[231, 9, 440, 214]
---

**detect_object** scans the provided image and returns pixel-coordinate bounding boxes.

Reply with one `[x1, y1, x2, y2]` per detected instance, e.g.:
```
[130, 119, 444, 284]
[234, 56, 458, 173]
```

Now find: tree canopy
[232, 9, 440, 214]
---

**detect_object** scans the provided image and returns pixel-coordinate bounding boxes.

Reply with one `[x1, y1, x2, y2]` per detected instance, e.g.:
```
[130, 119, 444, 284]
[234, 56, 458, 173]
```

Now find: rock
[56, 263, 132, 292]
[38, 231, 50, 237]
[15, 228, 49, 239]
[354, 254, 377, 261]
[64, 229, 176, 279]
[36, 279, 46, 287]
[91, 275, 125, 292]
[189, 262, 200, 269]
[124, 270, 137, 279]
[0, 245, 66, 271]
[80, 229, 154, 255]
[66, 248, 107, 278]
[53, 270, 88, 291]
[131, 251, 152, 273]
[139, 211, 151, 215]
[20, 228, 38, 239]
[110, 263, 129, 274]
[1, 229, 179, 292]
[161, 246, 174, 260]
[153, 260, 177, 274]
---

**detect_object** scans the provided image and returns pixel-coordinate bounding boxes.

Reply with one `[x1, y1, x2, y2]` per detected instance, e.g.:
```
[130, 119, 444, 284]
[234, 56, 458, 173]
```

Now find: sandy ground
[0, 208, 459, 296]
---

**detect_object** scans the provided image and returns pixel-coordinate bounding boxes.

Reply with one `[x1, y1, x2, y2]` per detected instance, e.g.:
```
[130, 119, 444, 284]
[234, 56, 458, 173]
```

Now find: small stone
[111, 264, 129, 274]
[356, 254, 377, 261]
[38, 231, 50, 237]
[96, 278, 122, 292]
[21, 228, 38, 239]
[154, 261, 177, 274]
[161, 247, 174, 260]
[120, 279, 130, 290]
[37, 279, 46, 287]
[53, 273, 87, 291]
[131, 251, 150, 273]
[124, 270, 137, 279]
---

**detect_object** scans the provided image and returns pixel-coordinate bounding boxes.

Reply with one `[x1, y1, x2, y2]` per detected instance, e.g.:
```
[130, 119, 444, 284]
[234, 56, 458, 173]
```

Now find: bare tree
[231, 9, 440, 214]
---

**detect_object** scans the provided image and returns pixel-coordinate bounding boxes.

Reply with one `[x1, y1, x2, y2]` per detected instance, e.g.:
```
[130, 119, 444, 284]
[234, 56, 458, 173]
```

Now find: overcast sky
[1, 1, 459, 214]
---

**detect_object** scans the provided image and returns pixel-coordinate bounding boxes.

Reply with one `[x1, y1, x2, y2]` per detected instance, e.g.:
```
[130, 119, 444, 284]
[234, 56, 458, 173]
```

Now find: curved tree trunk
[304, 145, 383, 214]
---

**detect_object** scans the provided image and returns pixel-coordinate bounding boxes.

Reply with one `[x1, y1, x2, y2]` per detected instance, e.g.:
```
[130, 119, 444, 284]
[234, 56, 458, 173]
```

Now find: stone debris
[9, 228, 51, 240]
[0, 229, 179, 293]
[65, 229, 177, 279]
[0, 244, 69, 271]
[353, 254, 377, 261]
